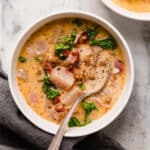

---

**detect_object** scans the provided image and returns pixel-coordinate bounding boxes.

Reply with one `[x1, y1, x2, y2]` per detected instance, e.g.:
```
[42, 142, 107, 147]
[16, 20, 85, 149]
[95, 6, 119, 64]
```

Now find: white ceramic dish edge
[102, 0, 150, 21]
[8, 10, 134, 137]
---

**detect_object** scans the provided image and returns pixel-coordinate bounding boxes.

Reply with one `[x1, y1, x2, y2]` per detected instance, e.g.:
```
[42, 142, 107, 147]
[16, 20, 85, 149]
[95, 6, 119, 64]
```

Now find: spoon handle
[48, 94, 85, 150]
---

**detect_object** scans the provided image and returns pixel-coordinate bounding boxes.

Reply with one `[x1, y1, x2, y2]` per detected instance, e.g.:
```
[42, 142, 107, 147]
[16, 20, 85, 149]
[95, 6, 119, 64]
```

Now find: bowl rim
[102, 0, 150, 21]
[8, 10, 134, 137]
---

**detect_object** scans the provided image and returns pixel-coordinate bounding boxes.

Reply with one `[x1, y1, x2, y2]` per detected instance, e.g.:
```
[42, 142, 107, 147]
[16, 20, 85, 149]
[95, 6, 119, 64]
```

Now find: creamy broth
[113, 0, 150, 12]
[17, 18, 126, 126]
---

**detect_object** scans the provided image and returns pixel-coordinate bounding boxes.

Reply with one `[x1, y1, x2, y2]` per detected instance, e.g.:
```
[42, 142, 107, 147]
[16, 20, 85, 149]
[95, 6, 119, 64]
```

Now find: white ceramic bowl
[8, 10, 134, 137]
[102, 0, 150, 21]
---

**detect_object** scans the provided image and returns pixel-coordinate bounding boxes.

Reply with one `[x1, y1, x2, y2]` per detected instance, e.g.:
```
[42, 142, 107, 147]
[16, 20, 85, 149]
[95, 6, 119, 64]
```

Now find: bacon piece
[52, 97, 60, 105]
[50, 66, 75, 90]
[74, 31, 89, 45]
[62, 50, 70, 57]
[60, 87, 82, 105]
[55, 104, 65, 112]
[42, 62, 53, 73]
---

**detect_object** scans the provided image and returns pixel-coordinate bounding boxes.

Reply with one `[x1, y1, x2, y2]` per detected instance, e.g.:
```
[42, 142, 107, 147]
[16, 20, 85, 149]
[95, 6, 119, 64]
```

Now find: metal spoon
[48, 63, 111, 150]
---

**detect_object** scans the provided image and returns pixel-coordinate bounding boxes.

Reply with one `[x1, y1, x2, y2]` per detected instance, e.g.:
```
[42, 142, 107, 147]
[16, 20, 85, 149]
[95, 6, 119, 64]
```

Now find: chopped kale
[55, 33, 76, 60]
[62, 33, 76, 48]
[55, 48, 68, 61]
[68, 116, 90, 127]
[18, 56, 27, 63]
[42, 76, 59, 100]
[79, 83, 86, 90]
[90, 37, 117, 49]
[56, 33, 76, 50]
[44, 87, 59, 99]
[82, 101, 97, 121]
[35, 57, 42, 62]
[86, 28, 98, 40]
[43, 76, 53, 85]
[68, 117, 81, 127]
[68, 101, 97, 127]
[55, 43, 70, 51]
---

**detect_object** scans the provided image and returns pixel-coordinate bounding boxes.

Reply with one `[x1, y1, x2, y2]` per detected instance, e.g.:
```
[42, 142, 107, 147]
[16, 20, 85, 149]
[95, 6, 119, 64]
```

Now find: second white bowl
[102, 0, 150, 21]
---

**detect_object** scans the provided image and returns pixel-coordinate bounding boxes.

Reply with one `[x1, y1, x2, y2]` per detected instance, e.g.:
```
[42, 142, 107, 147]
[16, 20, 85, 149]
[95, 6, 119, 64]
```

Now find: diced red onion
[17, 68, 28, 80]
[113, 60, 123, 73]
[29, 92, 38, 103]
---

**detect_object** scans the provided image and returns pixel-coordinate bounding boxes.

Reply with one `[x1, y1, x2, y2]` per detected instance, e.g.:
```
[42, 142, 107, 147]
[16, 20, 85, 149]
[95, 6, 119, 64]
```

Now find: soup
[113, 0, 150, 12]
[17, 18, 126, 127]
